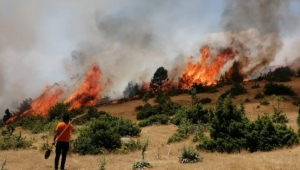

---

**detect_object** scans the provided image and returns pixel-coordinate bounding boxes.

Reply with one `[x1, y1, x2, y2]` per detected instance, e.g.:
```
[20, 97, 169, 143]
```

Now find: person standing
[52, 114, 74, 170]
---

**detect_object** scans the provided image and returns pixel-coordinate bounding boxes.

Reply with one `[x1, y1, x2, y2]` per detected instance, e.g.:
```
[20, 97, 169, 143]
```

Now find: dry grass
[2, 78, 300, 170]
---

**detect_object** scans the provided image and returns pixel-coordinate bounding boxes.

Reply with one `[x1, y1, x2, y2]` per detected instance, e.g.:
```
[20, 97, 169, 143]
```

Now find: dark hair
[63, 114, 70, 122]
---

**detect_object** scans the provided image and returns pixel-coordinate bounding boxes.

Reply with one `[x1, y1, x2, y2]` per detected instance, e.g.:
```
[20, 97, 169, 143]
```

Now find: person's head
[63, 114, 70, 123]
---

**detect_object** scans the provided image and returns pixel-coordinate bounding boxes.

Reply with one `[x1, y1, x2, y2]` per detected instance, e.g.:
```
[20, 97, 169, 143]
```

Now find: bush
[179, 146, 202, 163]
[199, 97, 212, 104]
[116, 138, 141, 154]
[245, 115, 298, 152]
[138, 114, 169, 127]
[0, 131, 32, 150]
[271, 107, 288, 124]
[197, 95, 298, 153]
[260, 99, 270, 105]
[73, 114, 140, 155]
[270, 66, 295, 82]
[168, 118, 195, 144]
[220, 83, 247, 98]
[264, 83, 296, 96]
[254, 91, 264, 99]
[136, 102, 182, 120]
[154, 91, 171, 104]
[48, 102, 70, 121]
[9, 115, 57, 134]
[171, 104, 212, 125]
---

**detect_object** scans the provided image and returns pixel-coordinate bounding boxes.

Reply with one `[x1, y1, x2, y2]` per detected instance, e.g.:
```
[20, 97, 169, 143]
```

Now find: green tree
[150, 67, 168, 92]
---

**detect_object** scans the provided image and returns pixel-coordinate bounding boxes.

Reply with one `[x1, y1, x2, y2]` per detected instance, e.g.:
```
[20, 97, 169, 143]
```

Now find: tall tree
[150, 67, 168, 92]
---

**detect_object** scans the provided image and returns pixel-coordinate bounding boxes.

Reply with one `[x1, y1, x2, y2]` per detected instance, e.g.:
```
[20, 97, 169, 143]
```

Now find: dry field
[2, 78, 300, 170]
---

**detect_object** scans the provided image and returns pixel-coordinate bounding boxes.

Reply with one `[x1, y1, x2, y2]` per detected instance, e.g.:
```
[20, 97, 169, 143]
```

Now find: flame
[65, 63, 102, 109]
[6, 85, 63, 122]
[179, 46, 238, 89]
[29, 85, 63, 116]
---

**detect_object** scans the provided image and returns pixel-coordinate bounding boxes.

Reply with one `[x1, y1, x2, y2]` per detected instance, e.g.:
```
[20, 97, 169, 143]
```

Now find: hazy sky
[1, 0, 300, 116]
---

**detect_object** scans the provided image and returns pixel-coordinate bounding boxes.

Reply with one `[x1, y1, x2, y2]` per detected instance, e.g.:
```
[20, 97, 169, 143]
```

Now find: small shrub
[260, 99, 270, 105]
[136, 102, 182, 120]
[98, 155, 107, 170]
[168, 118, 195, 144]
[179, 146, 202, 163]
[254, 91, 264, 99]
[117, 139, 141, 154]
[220, 83, 247, 98]
[73, 114, 140, 155]
[271, 107, 288, 124]
[0, 132, 32, 150]
[264, 83, 296, 96]
[138, 114, 169, 127]
[132, 138, 152, 170]
[199, 97, 212, 104]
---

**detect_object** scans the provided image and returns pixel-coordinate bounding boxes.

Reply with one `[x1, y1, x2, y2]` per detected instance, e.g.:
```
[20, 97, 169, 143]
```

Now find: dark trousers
[55, 141, 69, 170]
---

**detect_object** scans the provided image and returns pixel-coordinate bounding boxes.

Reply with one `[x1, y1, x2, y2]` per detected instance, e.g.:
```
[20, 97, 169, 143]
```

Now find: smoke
[66, 0, 214, 98]
[1, 0, 300, 117]
[215, 0, 299, 77]
[220, 0, 290, 34]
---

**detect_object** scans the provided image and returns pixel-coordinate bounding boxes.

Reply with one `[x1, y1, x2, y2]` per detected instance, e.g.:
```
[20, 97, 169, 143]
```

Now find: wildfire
[65, 63, 102, 109]
[6, 84, 63, 122]
[179, 46, 238, 89]
[29, 85, 63, 116]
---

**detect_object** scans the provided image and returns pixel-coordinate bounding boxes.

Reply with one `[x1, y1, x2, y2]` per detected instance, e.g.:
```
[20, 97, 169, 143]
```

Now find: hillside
[2, 78, 300, 170]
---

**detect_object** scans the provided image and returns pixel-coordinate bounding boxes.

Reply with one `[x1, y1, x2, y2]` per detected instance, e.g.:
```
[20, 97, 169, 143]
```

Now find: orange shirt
[55, 122, 74, 142]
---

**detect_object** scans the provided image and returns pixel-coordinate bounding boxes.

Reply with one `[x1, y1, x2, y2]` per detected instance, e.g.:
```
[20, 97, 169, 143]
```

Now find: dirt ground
[2, 78, 300, 170]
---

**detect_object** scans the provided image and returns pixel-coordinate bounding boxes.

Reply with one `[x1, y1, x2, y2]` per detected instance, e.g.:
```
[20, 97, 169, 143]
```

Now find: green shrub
[48, 102, 70, 121]
[9, 115, 56, 134]
[132, 138, 152, 170]
[220, 83, 247, 98]
[264, 83, 296, 96]
[270, 66, 295, 82]
[179, 146, 202, 163]
[138, 114, 169, 127]
[254, 91, 264, 99]
[260, 99, 270, 105]
[171, 104, 212, 126]
[136, 102, 182, 120]
[271, 107, 288, 124]
[168, 118, 196, 144]
[199, 97, 212, 104]
[198, 95, 250, 153]
[73, 114, 140, 155]
[245, 114, 297, 152]
[0, 131, 32, 150]
[154, 91, 171, 104]
[197, 96, 298, 153]
[116, 139, 141, 154]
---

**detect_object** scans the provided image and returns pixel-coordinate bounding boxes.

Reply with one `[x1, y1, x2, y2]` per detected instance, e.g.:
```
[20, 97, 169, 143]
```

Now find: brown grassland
[2, 78, 300, 170]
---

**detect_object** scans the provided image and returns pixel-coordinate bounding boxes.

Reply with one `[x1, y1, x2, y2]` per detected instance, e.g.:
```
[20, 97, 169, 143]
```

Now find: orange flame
[65, 63, 102, 109]
[6, 85, 63, 122]
[29, 85, 63, 116]
[179, 46, 237, 89]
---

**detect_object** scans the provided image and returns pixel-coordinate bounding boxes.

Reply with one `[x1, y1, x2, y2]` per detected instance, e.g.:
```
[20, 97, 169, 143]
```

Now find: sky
[1, 0, 300, 116]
